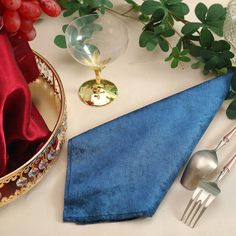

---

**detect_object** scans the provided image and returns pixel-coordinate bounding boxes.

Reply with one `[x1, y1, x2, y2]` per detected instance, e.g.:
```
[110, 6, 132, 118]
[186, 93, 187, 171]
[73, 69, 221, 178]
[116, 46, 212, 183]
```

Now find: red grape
[20, 17, 33, 32]
[38, 0, 61, 17]
[19, 26, 36, 41]
[1, 0, 61, 41]
[3, 10, 21, 32]
[19, 1, 42, 20]
[1, 0, 21, 11]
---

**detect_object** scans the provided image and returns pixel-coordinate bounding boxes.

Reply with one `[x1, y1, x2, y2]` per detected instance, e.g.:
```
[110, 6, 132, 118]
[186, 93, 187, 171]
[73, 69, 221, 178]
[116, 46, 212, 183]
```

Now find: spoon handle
[225, 153, 236, 171]
[215, 127, 236, 151]
[223, 127, 236, 142]
[215, 154, 236, 183]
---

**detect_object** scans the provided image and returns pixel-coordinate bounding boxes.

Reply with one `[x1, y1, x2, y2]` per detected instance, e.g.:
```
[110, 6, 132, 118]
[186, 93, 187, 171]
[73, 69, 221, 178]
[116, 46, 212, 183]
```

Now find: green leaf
[168, 3, 189, 17]
[98, 7, 104, 14]
[195, 2, 207, 22]
[125, 0, 140, 11]
[54, 35, 67, 48]
[140, 0, 162, 15]
[231, 72, 236, 92]
[80, 23, 102, 37]
[61, 1, 80, 10]
[125, 0, 136, 5]
[84, 43, 100, 54]
[63, 8, 77, 17]
[201, 4, 226, 36]
[203, 69, 209, 75]
[58, 0, 69, 9]
[219, 40, 231, 51]
[191, 61, 201, 69]
[87, 0, 99, 8]
[171, 58, 179, 68]
[165, 55, 173, 61]
[162, 28, 175, 37]
[75, 14, 98, 27]
[139, 14, 150, 22]
[62, 24, 68, 33]
[80, 25, 93, 36]
[151, 8, 166, 22]
[172, 47, 179, 57]
[189, 44, 202, 57]
[139, 31, 156, 47]
[226, 91, 236, 100]
[182, 40, 189, 50]
[210, 41, 222, 52]
[210, 40, 231, 53]
[78, 6, 94, 16]
[207, 24, 224, 36]
[184, 34, 200, 41]
[216, 67, 228, 75]
[226, 99, 236, 119]
[158, 36, 169, 52]
[66, 25, 79, 45]
[222, 51, 234, 59]
[154, 24, 165, 35]
[206, 4, 226, 21]
[166, 13, 174, 25]
[176, 39, 182, 50]
[179, 49, 189, 55]
[179, 56, 190, 62]
[153, 22, 174, 37]
[206, 56, 220, 69]
[146, 41, 158, 51]
[94, 23, 103, 31]
[102, 0, 113, 8]
[200, 49, 215, 60]
[181, 22, 201, 35]
[166, 0, 182, 6]
[199, 27, 214, 48]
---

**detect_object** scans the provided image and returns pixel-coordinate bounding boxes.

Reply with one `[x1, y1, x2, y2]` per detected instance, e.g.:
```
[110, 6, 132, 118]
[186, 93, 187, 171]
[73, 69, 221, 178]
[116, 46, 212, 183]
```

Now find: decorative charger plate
[0, 51, 67, 207]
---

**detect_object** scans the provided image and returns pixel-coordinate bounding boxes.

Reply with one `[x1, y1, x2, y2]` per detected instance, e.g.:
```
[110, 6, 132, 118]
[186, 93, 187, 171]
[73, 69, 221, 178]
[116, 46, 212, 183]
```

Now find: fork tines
[181, 187, 215, 228]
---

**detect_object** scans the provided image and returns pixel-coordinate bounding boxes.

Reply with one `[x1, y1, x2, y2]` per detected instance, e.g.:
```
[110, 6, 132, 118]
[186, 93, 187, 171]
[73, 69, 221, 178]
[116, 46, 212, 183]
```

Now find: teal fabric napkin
[64, 74, 232, 224]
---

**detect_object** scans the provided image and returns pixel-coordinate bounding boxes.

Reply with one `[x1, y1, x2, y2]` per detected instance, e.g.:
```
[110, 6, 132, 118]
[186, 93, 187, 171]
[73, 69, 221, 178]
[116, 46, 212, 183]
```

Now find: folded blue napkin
[64, 74, 232, 224]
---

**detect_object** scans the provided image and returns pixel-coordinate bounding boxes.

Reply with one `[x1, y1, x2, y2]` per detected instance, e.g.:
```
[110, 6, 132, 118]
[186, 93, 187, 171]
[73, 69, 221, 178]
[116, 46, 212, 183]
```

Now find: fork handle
[215, 154, 236, 183]
[215, 127, 236, 151]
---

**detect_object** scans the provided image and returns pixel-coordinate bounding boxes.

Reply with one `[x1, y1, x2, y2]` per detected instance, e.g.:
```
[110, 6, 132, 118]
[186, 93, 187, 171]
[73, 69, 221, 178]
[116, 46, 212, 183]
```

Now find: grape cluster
[0, 0, 61, 41]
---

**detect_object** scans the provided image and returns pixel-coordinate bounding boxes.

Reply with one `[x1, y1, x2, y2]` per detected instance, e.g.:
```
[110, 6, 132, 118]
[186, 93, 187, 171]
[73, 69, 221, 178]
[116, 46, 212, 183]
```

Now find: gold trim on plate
[0, 51, 67, 207]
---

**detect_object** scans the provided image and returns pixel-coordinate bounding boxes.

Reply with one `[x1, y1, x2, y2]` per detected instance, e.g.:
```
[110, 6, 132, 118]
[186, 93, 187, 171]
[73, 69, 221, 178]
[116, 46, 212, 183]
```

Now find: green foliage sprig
[55, 0, 236, 119]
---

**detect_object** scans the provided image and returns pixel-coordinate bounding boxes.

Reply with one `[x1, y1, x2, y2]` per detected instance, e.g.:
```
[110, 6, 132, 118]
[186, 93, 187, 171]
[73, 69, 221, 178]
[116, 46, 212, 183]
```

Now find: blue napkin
[64, 74, 232, 224]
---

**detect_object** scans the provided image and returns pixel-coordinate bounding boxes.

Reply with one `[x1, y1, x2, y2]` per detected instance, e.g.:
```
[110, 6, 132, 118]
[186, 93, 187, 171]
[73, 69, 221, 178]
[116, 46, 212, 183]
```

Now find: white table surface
[1, 0, 236, 235]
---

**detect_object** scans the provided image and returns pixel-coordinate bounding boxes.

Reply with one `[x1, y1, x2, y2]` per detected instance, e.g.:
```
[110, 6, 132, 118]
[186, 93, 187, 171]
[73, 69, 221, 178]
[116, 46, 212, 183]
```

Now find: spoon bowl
[180, 127, 236, 190]
[181, 150, 218, 190]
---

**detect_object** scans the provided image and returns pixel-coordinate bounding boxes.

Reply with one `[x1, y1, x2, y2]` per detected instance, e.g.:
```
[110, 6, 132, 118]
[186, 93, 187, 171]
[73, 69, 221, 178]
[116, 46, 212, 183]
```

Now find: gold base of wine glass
[78, 79, 118, 106]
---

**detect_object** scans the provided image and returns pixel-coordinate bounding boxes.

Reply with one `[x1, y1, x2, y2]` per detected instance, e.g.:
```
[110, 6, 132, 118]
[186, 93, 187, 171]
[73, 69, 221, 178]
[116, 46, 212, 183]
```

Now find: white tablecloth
[1, 0, 236, 235]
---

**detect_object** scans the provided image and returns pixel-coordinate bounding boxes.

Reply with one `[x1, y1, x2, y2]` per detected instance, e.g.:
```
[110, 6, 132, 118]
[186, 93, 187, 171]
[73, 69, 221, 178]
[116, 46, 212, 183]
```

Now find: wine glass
[224, 0, 236, 65]
[65, 13, 128, 106]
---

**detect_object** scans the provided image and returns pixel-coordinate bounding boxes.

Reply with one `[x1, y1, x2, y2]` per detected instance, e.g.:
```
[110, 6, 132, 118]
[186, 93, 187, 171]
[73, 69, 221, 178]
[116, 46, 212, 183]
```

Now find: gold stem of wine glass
[95, 68, 102, 85]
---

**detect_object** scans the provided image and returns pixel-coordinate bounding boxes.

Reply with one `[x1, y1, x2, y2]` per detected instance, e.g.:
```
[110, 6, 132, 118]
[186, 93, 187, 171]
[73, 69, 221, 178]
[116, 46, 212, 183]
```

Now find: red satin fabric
[0, 30, 51, 177]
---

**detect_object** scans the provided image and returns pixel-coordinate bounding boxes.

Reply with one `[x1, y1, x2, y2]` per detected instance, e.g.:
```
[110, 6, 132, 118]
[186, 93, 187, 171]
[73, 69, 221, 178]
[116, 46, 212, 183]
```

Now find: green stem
[166, 14, 199, 49]
[121, 7, 134, 15]
[105, 7, 144, 24]
[169, 13, 189, 24]
[165, 20, 183, 38]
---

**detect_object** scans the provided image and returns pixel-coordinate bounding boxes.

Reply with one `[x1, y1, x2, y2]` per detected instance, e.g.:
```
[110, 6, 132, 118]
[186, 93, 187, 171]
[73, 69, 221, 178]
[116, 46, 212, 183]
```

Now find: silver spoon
[180, 127, 236, 190]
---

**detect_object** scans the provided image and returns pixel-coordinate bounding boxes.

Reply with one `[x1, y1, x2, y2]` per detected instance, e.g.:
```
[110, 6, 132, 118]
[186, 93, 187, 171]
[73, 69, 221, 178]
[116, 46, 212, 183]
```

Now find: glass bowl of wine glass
[65, 13, 129, 106]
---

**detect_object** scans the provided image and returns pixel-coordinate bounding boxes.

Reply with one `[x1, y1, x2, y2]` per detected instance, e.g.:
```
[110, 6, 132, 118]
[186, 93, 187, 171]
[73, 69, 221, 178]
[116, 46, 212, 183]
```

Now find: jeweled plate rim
[0, 51, 66, 182]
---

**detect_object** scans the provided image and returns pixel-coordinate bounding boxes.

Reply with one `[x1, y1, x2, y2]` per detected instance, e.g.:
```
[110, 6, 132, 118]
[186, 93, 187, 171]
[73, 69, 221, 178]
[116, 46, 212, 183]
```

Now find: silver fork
[181, 153, 236, 228]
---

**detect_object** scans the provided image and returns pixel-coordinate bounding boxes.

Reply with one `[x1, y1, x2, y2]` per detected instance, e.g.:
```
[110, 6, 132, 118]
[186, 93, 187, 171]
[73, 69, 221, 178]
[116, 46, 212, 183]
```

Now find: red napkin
[0, 30, 51, 177]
